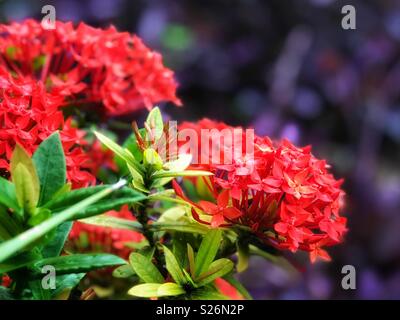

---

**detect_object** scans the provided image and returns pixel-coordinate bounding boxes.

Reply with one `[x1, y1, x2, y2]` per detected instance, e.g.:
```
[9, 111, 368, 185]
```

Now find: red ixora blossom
[175, 119, 348, 263]
[0, 67, 95, 188]
[1, 274, 11, 287]
[0, 19, 181, 116]
[68, 205, 143, 259]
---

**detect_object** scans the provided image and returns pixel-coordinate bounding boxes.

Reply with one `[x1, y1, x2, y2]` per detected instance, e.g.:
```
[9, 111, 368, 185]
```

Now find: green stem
[134, 196, 165, 273]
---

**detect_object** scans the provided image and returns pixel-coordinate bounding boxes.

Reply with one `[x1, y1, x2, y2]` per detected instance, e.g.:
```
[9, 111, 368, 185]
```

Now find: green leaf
[112, 264, 135, 278]
[157, 206, 186, 223]
[27, 208, 51, 226]
[146, 107, 164, 141]
[33, 132, 66, 205]
[0, 207, 23, 239]
[128, 283, 162, 298]
[138, 246, 156, 260]
[0, 181, 126, 263]
[223, 274, 253, 300]
[127, 163, 144, 184]
[29, 253, 126, 275]
[45, 185, 146, 219]
[128, 283, 185, 298]
[187, 244, 196, 278]
[131, 178, 150, 194]
[248, 244, 298, 274]
[0, 177, 20, 214]
[172, 233, 188, 267]
[162, 245, 186, 285]
[248, 244, 283, 263]
[0, 223, 11, 242]
[162, 154, 192, 172]
[52, 273, 85, 299]
[124, 239, 149, 250]
[79, 215, 143, 233]
[152, 170, 213, 179]
[41, 221, 73, 258]
[127, 164, 148, 193]
[157, 282, 185, 297]
[194, 229, 222, 278]
[75, 198, 144, 220]
[10, 144, 40, 215]
[94, 131, 142, 173]
[13, 164, 39, 215]
[44, 186, 109, 209]
[196, 258, 234, 286]
[51, 183, 71, 199]
[150, 222, 209, 235]
[236, 241, 250, 273]
[182, 268, 197, 288]
[28, 279, 52, 300]
[148, 193, 190, 206]
[143, 148, 163, 170]
[129, 252, 164, 283]
[150, 160, 212, 189]
[0, 250, 40, 274]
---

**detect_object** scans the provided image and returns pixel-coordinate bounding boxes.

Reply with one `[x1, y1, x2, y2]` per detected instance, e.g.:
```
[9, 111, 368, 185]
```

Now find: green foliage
[79, 215, 143, 232]
[0, 177, 20, 215]
[52, 273, 86, 299]
[145, 107, 164, 141]
[0, 135, 145, 300]
[44, 185, 146, 219]
[129, 252, 164, 283]
[29, 254, 126, 275]
[128, 282, 185, 298]
[11, 145, 40, 216]
[163, 245, 187, 285]
[194, 229, 222, 277]
[127, 230, 235, 300]
[41, 222, 73, 258]
[236, 240, 250, 273]
[33, 132, 66, 205]
[112, 264, 136, 278]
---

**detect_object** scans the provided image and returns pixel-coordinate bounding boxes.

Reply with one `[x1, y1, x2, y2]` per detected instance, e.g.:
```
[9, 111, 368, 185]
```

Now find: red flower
[0, 67, 94, 188]
[198, 190, 242, 227]
[0, 19, 181, 116]
[1, 275, 11, 287]
[176, 119, 348, 263]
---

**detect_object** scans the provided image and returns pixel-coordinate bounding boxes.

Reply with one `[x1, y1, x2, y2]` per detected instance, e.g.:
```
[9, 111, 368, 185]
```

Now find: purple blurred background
[1, 0, 400, 299]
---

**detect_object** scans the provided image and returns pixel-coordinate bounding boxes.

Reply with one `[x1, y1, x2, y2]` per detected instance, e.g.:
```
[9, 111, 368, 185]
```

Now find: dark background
[1, 0, 399, 299]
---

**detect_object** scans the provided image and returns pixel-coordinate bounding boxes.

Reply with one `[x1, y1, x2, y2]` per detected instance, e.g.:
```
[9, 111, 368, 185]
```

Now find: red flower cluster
[0, 67, 94, 188]
[175, 119, 348, 262]
[1, 275, 11, 287]
[0, 19, 181, 188]
[68, 205, 143, 259]
[0, 19, 181, 116]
